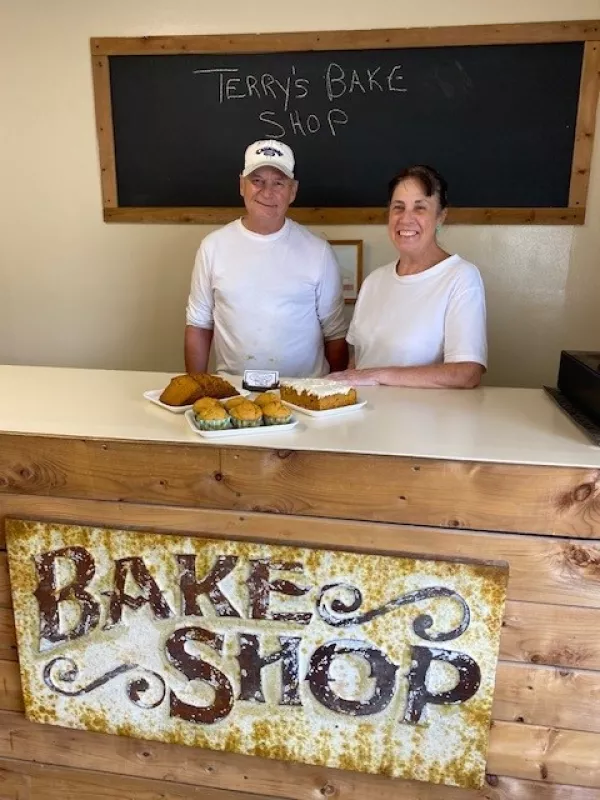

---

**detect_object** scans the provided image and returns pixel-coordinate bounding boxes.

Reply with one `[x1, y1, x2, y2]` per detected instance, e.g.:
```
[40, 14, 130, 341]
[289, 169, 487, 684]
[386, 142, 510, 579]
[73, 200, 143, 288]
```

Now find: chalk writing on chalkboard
[192, 62, 407, 139]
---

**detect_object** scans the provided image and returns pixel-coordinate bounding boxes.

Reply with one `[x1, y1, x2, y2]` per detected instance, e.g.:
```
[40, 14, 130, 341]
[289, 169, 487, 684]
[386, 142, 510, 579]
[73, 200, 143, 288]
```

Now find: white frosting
[281, 378, 354, 397]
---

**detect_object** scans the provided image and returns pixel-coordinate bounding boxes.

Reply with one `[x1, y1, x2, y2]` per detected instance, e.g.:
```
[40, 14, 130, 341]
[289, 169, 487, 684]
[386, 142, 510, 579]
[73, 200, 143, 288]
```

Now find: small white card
[243, 369, 280, 391]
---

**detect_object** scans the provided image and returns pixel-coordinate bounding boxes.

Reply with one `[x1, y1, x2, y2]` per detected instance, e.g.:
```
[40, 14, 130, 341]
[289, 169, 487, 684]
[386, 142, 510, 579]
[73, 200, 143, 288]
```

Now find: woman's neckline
[392, 253, 459, 282]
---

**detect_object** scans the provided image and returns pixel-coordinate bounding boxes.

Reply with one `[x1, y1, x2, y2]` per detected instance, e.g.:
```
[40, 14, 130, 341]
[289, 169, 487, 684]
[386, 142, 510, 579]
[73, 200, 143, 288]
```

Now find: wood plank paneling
[1, 437, 599, 537]
[0, 711, 599, 794]
[0, 758, 271, 800]
[0, 608, 17, 662]
[469, 777, 600, 800]
[219, 448, 600, 537]
[2, 763, 600, 800]
[500, 600, 600, 671]
[0, 661, 22, 712]
[0, 552, 11, 607]
[2, 496, 600, 608]
[0, 761, 29, 800]
[493, 662, 600, 732]
[490, 720, 600, 786]
[2, 758, 600, 800]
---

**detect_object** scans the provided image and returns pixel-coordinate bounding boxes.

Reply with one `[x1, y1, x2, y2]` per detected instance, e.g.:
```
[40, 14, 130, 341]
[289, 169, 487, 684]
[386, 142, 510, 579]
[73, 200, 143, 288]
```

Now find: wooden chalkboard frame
[91, 21, 600, 225]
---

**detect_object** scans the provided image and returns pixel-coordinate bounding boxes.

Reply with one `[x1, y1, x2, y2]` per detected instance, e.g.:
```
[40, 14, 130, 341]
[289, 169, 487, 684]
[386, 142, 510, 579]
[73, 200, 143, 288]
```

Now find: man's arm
[325, 337, 349, 372]
[185, 239, 216, 373]
[317, 243, 349, 369]
[184, 325, 214, 374]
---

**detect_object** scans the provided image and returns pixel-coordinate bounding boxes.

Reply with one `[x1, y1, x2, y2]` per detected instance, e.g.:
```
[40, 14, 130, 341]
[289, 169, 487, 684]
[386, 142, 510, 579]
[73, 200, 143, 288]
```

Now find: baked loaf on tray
[280, 378, 357, 411]
[159, 373, 239, 406]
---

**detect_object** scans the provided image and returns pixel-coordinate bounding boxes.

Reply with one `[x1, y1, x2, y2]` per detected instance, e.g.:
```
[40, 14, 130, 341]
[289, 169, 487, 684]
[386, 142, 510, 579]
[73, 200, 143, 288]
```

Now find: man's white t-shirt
[186, 218, 347, 377]
[347, 255, 487, 370]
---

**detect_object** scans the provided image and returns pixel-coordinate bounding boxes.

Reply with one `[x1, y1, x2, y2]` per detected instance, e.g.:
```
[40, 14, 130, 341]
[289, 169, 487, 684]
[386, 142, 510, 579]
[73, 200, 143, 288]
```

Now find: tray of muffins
[185, 393, 298, 438]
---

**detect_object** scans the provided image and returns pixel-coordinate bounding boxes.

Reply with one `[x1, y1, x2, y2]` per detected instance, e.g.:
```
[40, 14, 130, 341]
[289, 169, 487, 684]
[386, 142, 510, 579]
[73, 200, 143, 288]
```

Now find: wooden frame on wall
[91, 20, 600, 225]
[330, 240, 363, 303]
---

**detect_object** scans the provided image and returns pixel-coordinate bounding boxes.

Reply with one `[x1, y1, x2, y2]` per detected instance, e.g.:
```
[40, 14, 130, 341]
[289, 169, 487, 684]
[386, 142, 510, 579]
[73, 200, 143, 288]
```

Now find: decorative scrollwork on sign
[43, 657, 166, 708]
[317, 583, 470, 642]
[126, 674, 166, 709]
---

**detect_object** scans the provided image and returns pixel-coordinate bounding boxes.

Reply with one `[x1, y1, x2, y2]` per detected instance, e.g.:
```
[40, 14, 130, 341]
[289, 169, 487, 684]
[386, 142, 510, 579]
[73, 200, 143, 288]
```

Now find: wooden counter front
[1, 366, 599, 799]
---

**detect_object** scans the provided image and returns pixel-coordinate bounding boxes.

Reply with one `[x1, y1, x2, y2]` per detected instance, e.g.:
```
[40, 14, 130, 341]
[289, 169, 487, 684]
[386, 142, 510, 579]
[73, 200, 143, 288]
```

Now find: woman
[330, 165, 487, 388]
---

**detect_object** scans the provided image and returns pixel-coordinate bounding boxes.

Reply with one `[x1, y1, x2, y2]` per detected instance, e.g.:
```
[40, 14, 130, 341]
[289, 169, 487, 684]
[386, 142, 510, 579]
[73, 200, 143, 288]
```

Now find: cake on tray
[279, 378, 357, 411]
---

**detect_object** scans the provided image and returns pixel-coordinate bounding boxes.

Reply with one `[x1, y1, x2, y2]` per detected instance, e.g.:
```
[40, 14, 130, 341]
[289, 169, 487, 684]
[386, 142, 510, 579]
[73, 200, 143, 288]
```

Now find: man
[184, 140, 348, 377]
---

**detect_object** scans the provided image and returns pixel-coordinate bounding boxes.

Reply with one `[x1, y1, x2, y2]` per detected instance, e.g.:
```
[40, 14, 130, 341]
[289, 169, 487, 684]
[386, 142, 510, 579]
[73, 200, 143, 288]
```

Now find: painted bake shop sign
[6, 521, 508, 790]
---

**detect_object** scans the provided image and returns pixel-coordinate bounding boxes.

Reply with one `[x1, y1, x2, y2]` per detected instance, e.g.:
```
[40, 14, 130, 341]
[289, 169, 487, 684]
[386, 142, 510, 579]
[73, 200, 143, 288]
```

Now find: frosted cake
[280, 379, 357, 411]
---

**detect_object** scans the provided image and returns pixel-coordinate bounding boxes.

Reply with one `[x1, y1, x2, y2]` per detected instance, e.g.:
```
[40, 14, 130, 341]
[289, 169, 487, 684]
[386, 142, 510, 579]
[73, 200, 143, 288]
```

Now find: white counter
[0, 365, 598, 469]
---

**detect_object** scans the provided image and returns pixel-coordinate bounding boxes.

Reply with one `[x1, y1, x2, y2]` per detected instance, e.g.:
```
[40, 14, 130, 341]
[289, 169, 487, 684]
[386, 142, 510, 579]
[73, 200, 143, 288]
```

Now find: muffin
[262, 401, 293, 426]
[192, 396, 221, 414]
[253, 391, 280, 409]
[193, 404, 231, 431]
[229, 400, 263, 428]
[223, 395, 248, 412]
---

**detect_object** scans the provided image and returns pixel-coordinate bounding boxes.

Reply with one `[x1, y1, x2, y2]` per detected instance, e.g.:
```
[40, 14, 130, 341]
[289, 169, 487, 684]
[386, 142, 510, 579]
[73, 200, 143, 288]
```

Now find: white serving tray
[143, 389, 246, 414]
[281, 398, 367, 418]
[184, 409, 298, 439]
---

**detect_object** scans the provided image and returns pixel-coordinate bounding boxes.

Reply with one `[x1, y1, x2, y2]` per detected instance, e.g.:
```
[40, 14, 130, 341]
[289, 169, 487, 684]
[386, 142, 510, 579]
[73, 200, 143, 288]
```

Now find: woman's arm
[329, 361, 484, 388]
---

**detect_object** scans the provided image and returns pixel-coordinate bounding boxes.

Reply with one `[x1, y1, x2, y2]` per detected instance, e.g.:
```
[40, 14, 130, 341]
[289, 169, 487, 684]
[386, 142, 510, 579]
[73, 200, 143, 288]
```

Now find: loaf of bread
[159, 374, 205, 406]
[159, 373, 239, 407]
[189, 373, 239, 400]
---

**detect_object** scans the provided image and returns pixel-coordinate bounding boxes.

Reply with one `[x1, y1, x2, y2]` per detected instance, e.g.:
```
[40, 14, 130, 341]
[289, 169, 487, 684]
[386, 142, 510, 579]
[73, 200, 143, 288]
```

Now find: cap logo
[256, 146, 283, 157]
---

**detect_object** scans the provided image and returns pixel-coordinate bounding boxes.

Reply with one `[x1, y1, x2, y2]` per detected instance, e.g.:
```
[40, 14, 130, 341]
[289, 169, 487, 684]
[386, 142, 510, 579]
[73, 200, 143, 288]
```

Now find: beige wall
[1, 0, 599, 387]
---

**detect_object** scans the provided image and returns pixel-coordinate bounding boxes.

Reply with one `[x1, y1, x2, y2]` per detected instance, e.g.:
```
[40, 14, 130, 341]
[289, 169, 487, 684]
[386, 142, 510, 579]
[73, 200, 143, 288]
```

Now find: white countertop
[0, 365, 598, 468]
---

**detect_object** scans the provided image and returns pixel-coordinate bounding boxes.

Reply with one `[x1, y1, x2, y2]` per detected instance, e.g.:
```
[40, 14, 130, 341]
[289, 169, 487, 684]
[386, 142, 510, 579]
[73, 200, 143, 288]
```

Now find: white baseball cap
[242, 140, 295, 179]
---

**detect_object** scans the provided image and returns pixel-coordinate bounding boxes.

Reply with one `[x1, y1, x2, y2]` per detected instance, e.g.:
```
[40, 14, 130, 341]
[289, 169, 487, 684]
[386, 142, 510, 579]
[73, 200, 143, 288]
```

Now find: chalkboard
[91, 22, 600, 224]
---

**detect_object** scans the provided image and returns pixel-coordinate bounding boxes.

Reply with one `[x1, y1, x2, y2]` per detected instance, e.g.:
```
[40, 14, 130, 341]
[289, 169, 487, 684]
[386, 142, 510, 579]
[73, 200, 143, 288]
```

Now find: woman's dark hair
[387, 165, 448, 210]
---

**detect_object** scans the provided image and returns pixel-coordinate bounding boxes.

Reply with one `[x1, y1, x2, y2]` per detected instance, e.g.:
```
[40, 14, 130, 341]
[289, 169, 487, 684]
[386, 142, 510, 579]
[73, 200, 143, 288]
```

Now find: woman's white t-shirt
[347, 255, 487, 369]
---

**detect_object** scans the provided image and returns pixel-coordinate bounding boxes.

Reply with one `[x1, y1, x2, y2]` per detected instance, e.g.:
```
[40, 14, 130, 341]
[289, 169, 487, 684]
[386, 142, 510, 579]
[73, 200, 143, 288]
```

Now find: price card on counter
[242, 369, 280, 392]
